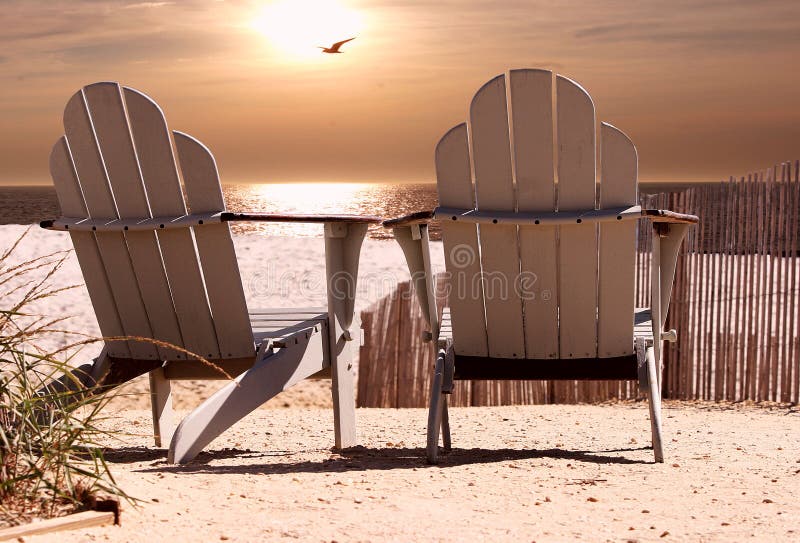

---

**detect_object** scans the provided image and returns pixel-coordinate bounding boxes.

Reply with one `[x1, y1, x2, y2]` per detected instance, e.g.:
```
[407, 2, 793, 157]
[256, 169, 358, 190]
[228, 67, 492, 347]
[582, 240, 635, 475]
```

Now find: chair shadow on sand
[104, 444, 651, 476]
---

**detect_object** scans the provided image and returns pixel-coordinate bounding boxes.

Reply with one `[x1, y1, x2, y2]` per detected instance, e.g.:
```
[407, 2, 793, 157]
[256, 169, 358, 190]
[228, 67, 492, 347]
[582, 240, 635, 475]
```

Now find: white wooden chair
[384, 69, 698, 463]
[41, 82, 380, 463]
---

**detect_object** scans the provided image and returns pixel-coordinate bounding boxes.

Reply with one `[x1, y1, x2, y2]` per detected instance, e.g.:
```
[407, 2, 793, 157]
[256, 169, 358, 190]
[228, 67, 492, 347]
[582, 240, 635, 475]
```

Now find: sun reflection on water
[223, 182, 436, 240]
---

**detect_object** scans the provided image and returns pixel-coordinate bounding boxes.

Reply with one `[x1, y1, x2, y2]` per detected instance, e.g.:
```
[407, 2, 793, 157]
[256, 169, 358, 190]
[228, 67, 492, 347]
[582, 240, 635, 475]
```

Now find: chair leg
[149, 367, 174, 448]
[168, 332, 325, 464]
[330, 336, 357, 449]
[441, 394, 451, 452]
[324, 222, 367, 450]
[426, 352, 445, 464]
[645, 346, 665, 463]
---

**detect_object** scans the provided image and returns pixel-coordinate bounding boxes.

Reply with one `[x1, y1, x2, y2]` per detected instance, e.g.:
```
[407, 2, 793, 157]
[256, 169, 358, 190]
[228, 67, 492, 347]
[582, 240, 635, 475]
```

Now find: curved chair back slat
[50, 82, 255, 361]
[435, 124, 489, 357]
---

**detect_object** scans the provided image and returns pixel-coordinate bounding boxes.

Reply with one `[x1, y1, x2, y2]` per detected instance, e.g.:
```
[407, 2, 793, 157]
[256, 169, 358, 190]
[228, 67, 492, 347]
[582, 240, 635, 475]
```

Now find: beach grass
[0, 228, 129, 527]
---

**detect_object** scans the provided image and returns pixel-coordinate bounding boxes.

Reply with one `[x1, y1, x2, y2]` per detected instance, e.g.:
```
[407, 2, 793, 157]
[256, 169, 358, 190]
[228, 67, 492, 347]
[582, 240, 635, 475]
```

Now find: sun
[252, 1, 363, 60]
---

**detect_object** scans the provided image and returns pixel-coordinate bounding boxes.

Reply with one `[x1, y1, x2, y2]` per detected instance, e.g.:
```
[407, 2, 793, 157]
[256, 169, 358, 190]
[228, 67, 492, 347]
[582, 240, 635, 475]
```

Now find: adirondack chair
[384, 69, 699, 463]
[40, 82, 380, 463]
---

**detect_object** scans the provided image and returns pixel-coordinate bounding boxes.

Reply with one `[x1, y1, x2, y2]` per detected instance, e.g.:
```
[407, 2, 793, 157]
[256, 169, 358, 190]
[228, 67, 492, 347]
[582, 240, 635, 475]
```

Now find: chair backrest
[438, 69, 638, 360]
[49, 82, 254, 361]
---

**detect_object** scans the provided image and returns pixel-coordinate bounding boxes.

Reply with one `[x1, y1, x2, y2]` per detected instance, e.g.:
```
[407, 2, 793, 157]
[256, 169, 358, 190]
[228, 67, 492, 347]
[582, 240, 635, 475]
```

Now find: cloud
[573, 23, 638, 39]
[123, 2, 174, 8]
[574, 22, 800, 53]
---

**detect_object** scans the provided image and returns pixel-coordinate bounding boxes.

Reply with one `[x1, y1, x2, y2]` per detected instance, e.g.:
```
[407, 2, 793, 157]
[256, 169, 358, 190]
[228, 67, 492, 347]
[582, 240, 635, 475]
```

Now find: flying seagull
[319, 37, 356, 54]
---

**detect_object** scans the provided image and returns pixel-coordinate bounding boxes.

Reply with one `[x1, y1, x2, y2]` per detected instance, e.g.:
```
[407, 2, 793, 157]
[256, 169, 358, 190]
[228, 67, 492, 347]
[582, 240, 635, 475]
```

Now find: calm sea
[0, 183, 438, 241]
[0, 181, 692, 241]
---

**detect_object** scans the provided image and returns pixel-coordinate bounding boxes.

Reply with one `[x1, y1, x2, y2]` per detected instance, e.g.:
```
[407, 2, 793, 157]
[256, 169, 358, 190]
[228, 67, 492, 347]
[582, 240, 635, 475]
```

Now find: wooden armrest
[41, 212, 384, 230]
[40, 213, 225, 232]
[383, 208, 698, 228]
[382, 210, 435, 228]
[643, 209, 699, 224]
[221, 212, 382, 224]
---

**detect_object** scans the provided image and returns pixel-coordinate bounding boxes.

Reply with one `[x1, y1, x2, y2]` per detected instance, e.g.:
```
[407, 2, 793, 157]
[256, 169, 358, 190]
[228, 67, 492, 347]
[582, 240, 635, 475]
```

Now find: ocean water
[0, 183, 439, 241]
[0, 181, 691, 241]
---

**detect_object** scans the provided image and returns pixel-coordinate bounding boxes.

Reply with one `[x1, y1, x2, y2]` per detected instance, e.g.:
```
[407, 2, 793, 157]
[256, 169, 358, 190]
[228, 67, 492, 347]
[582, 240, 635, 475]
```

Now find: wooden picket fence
[357, 161, 800, 407]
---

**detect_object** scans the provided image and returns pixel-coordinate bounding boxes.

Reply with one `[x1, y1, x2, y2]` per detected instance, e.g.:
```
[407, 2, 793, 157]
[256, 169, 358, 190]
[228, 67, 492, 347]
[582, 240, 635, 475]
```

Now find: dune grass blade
[0, 230, 131, 527]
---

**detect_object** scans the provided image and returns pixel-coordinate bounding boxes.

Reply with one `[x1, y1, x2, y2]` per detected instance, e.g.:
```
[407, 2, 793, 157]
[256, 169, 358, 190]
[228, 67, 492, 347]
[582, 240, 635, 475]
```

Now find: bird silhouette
[319, 37, 355, 54]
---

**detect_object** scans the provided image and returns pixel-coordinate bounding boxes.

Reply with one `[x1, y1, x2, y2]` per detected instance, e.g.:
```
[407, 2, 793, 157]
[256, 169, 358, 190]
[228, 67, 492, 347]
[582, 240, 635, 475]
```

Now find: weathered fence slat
[357, 161, 800, 407]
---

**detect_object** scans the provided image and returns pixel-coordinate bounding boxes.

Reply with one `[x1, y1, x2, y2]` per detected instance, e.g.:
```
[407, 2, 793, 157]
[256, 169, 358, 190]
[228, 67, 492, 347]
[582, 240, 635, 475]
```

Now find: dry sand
[22, 402, 800, 543]
[3, 226, 799, 541]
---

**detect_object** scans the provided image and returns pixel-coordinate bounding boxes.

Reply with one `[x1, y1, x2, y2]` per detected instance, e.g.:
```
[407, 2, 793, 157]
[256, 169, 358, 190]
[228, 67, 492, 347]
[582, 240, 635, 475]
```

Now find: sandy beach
[2, 225, 799, 542]
[19, 402, 800, 543]
[4, 0, 800, 539]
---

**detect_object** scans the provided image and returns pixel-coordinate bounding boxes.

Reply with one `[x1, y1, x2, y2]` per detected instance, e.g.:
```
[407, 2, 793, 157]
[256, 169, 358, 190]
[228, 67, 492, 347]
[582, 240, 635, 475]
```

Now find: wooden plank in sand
[0, 511, 116, 541]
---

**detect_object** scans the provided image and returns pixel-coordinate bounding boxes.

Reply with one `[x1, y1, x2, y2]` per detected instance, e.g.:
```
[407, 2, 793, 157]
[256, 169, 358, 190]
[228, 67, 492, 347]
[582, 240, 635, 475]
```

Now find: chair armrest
[40, 213, 226, 232]
[382, 210, 435, 228]
[643, 209, 699, 224]
[385, 208, 698, 228]
[650, 220, 693, 360]
[392, 223, 439, 337]
[221, 212, 382, 224]
[40, 212, 384, 231]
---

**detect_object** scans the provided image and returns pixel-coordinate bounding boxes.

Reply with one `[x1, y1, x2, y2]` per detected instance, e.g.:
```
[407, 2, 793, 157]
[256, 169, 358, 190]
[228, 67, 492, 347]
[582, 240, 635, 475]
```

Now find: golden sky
[1, 0, 799, 185]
